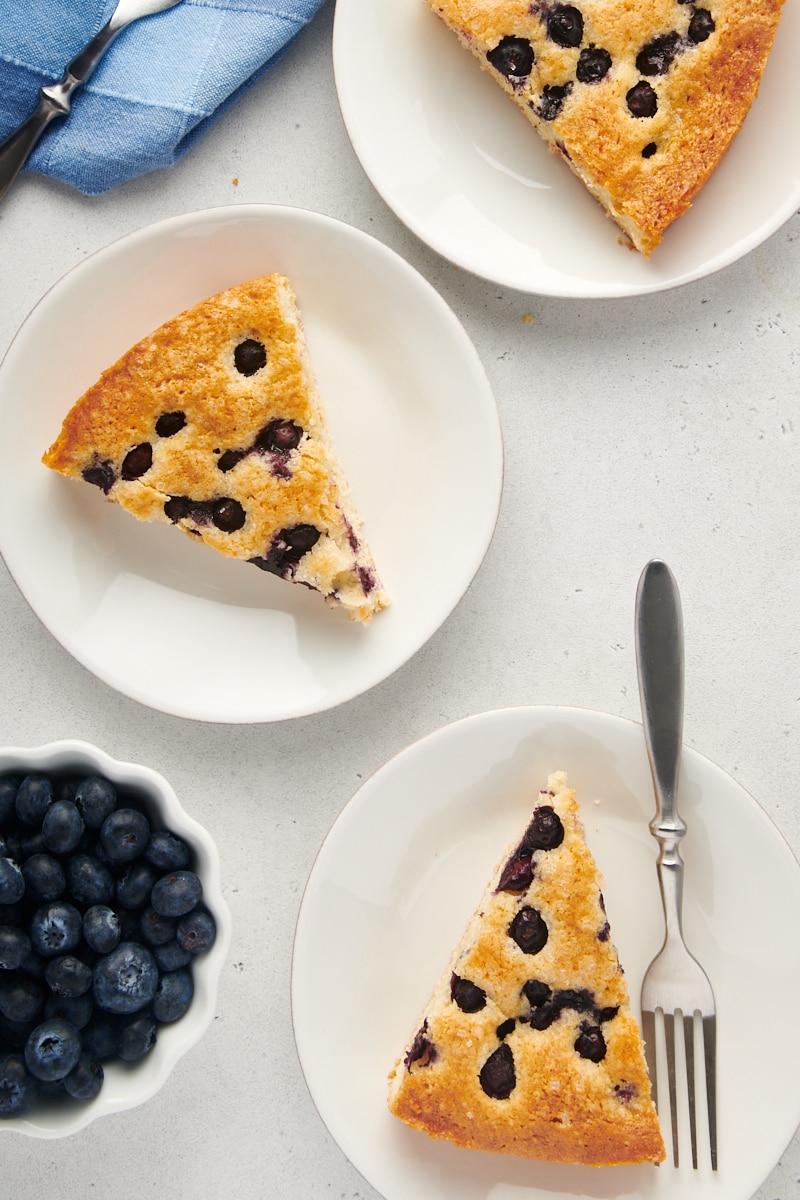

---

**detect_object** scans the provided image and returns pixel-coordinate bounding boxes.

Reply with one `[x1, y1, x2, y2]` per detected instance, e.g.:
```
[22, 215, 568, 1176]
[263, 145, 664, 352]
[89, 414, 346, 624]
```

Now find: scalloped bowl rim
[0, 739, 231, 1139]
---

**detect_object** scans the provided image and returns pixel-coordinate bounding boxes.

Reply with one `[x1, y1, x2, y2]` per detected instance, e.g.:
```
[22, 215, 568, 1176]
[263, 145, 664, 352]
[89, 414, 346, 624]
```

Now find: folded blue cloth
[0, 0, 327, 194]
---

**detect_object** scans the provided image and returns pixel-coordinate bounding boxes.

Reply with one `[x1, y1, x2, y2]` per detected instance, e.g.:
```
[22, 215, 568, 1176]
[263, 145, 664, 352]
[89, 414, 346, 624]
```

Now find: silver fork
[0, 0, 182, 204]
[635, 559, 717, 1171]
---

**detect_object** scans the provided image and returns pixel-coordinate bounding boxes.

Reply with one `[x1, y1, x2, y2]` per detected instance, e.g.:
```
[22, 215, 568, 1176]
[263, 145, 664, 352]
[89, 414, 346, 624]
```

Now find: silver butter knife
[0, 0, 181, 204]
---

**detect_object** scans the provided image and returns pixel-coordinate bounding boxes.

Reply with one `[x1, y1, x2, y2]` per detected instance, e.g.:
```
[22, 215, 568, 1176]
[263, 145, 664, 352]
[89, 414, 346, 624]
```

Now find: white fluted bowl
[0, 739, 231, 1138]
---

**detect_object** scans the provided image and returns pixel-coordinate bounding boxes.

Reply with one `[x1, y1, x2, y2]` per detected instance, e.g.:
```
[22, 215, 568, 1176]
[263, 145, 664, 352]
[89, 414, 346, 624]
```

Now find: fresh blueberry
[24, 1018, 82, 1081]
[41, 800, 85, 855]
[16, 950, 47, 983]
[0, 777, 20, 832]
[0, 1013, 33, 1052]
[21, 853, 65, 902]
[153, 970, 193, 1023]
[0, 926, 30, 970]
[54, 778, 80, 804]
[66, 854, 114, 907]
[14, 776, 53, 828]
[19, 832, 46, 858]
[44, 955, 93, 999]
[100, 808, 150, 864]
[63, 1051, 104, 1100]
[29, 902, 83, 958]
[153, 939, 192, 973]
[151, 870, 202, 918]
[82, 1013, 120, 1060]
[0, 1053, 38, 1117]
[93, 943, 158, 1014]
[144, 831, 190, 872]
[479, 1043, 516, 1099]
[0, 974, 43, 1024]
[176, 909, 216, 955]
[115, 861, 158, 911]
[83, 905, 121, 955]
[74, 777, 117, 829]
[0, 858, 24, 905]
[116, 1013, 157, 1062]
[139, 907, 177, 947]
[43, 991, 94, 1031]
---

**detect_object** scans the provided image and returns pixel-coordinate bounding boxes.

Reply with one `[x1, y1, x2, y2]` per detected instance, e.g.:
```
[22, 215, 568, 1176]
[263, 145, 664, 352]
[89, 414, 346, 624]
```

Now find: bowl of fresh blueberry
[0, 740, 230, 1136]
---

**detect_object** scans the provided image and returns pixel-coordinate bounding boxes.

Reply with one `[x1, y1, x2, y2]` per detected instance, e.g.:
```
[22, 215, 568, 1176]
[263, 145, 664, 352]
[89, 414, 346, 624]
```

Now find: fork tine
[683, 1012, 698, 1168]
[663, 1012, 680, 1167]
[703, 1015, 718, 1171]
[641, 1008, 658, 1116]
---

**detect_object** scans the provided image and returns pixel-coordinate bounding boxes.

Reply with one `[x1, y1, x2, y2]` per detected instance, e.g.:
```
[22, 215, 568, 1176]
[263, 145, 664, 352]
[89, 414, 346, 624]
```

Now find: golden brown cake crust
[388, 772, 665, 1166]
[426, 0, 785, 254]
[43, 275, 387, 623]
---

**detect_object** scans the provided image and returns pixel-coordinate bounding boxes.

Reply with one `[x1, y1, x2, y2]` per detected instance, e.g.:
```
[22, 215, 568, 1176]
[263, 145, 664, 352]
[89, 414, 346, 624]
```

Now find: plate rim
[291, 702, 800, 1200]
[332, 0, 800, 299]
[0, 202, 503, 723]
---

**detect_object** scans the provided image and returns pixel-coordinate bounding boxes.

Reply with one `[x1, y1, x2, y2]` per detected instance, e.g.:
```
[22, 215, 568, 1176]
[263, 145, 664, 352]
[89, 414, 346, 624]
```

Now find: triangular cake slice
[42, 275, 387, 623]
[426, 0, 785, 255]
[388, 771, 665, 1166]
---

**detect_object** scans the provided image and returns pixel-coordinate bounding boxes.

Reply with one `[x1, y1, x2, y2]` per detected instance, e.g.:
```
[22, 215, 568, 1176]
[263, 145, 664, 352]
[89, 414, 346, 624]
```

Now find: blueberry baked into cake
[42, 275, 387, 623]
[427, 0, 785, 254]
[388, 772, 665, 1165]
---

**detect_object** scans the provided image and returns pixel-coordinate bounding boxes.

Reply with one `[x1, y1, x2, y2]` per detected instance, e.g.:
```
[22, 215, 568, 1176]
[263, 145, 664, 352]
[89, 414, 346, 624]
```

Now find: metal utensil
[635, 558, 717, 1171]
[0, 0, 181, 204]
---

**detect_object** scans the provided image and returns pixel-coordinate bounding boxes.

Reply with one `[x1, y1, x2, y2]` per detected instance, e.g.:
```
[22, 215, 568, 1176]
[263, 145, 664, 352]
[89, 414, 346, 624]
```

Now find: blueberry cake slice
[427, 0, 785, 254]
[42, 275, 387, 623]
[388, 771, 664, 1165]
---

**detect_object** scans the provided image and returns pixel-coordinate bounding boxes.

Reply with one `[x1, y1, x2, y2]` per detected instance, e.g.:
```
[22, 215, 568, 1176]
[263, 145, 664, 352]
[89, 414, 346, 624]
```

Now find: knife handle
[0, 20, 117, 204]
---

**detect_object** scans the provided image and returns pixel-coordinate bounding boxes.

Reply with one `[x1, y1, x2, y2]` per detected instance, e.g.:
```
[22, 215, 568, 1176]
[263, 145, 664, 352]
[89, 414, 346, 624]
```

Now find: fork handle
[0, 19, 118, 204]
[635, 559, 686, 841]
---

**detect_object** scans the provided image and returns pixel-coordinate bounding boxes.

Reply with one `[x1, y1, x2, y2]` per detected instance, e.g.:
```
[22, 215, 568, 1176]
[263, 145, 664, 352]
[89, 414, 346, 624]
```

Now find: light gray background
[0, 2, 798, 1196]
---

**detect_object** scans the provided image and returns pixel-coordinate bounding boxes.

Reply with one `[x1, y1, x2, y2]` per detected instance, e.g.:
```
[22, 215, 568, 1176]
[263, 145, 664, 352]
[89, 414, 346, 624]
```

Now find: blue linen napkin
[0, 0, 327, 194]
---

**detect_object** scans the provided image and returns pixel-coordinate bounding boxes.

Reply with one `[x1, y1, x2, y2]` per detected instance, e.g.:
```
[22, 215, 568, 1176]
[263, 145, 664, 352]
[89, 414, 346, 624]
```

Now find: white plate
[333, 0, 800, 298]
[0, 205, 501, 723]
[292, 706, 800, 1199]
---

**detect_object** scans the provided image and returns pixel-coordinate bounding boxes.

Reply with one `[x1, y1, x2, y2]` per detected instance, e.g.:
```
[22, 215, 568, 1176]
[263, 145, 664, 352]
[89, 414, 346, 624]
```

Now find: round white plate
[292, 706, 800, 1200]
[333, 0, 800, 298]
[0, 205, 502, 723]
